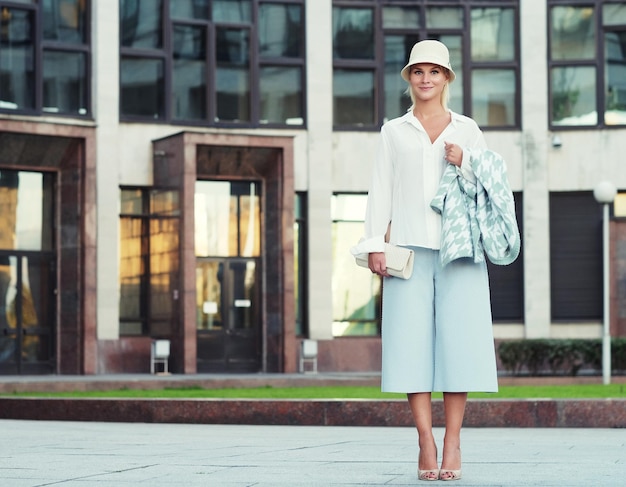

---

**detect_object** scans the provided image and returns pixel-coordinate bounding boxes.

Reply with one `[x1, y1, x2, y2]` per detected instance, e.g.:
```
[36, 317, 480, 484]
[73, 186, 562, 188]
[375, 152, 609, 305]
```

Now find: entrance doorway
[0, 170, 56, 374]
[196, 258, 260, 371]
[194, 180, 262, 372]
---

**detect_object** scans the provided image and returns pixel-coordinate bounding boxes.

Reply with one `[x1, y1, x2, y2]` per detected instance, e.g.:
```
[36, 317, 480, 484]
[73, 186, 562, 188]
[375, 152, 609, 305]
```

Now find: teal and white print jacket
[430, 149, 521, 267]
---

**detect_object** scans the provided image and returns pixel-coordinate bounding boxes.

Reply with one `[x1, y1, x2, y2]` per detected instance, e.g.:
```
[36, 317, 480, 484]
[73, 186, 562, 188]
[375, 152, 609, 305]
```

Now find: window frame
[548, 0, 626, 130]
[118, 0, 307, 129]
[0, 1, 92, 118]
[332, 0, 521, 131]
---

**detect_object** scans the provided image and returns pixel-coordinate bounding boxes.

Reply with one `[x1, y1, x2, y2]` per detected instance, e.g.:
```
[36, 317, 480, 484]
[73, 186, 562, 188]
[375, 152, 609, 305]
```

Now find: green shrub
[497, 338, 626, 376]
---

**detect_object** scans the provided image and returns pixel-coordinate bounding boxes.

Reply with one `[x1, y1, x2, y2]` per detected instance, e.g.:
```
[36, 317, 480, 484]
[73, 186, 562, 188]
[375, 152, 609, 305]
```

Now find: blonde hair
[405, 67, 451, 111]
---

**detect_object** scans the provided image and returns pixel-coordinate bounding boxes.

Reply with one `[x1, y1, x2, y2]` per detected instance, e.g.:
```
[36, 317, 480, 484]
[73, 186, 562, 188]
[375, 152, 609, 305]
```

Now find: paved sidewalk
[0, 420, 623, 486]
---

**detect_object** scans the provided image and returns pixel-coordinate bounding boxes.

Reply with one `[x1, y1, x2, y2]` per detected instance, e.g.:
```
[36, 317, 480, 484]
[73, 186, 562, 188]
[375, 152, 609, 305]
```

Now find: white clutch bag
[354, 243, 415, 279]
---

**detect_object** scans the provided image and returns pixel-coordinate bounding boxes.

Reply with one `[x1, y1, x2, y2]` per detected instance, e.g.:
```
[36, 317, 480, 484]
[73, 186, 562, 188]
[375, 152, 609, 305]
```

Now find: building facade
[0, 0, 625, 375]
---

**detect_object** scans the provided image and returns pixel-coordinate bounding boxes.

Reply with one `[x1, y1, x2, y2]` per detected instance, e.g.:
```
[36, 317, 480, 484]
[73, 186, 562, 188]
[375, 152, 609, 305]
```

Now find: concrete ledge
[1, 398, 624, 428]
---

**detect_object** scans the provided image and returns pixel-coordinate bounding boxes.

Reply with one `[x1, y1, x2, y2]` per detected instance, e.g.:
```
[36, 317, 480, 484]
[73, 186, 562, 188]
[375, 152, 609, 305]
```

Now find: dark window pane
[0, 8, 35, 110]
[551, 66, 597, 125]
[43, 51, 87, 115]
[471, 69, 516, 126]
[550, 193, 602, 320]
[605, 31, 626, 125]
[170, 0, 209, 20]
[603, 3, 626, 26]
[42, 0, 86, 43]
[384, 35, 418, 120]
[260, 66, 303, 125]
[426, 7, 463, 29]
[550, 6, 595, 60]
[216, 28, 249, 122]
[471, 8, 515, 61]
[333, 7, 374, 60]
[382, 6, 419, 29]
[213, 0, 251, 23]
[173, 24, 206, 120]
[120, 0, 163, 49]
[259, 3, 302, 58]
[120, 57, 165, 118]
[333, 69, 375, 126]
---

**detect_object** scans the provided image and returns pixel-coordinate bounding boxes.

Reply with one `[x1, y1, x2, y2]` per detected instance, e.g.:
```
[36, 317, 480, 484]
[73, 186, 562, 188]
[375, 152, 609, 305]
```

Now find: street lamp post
[593, 181, 617, 385]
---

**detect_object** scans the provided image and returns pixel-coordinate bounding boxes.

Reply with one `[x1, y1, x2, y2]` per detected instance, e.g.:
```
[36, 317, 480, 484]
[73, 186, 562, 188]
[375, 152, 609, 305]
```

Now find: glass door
[0, 170, 56, 374]
[196, 258, 260, 372]
[194, 179, 262, 372]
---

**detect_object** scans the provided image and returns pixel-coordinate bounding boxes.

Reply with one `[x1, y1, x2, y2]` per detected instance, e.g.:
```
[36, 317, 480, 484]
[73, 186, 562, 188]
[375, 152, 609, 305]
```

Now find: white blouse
[353, 110, 487, 255]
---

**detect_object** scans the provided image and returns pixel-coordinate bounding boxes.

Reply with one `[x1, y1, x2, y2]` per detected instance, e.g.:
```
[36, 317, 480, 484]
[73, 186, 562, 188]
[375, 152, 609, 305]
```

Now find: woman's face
[408, 63, 449, 104]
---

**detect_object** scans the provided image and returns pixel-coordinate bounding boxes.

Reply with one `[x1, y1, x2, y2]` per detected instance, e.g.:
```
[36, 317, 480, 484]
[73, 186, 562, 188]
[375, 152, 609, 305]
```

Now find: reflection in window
[472, 69, 516, 126]
[549, 1, 625, 127]
[0, 8, 35, 111]
[331, 194, 381, 337]
[0, 171, 53, 252]
[120, 0, 163, 49]
[43, 50, 86, 115]
[42, 0, 86, 43]
[216, 28, 250, 122]
[605, 31, 626, 124]
[342, 2, 519, 129]
[333, 7, 374, 60]
[551, 7, 595, 60]
[260, 66, 303, 125]
[333, 69, 375, 126]
[259, 3, 302, 58]
[119, 188, 180, 336]
[551, 66, 597, 125]
[471, 8, 514, 61]
[120, 57, 165, 118]
[172, 24, 207, 121]
[120, 0, 304, 126]
[195, 181, 260, 258]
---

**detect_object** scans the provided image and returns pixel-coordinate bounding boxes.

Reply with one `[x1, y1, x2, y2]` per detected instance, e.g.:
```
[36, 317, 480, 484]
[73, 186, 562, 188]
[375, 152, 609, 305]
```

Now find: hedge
[497, 338, 626, 376]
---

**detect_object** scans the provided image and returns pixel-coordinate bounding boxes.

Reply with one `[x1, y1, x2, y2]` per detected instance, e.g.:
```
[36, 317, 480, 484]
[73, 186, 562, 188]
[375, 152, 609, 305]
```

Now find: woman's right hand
[369, 252, 390, 277]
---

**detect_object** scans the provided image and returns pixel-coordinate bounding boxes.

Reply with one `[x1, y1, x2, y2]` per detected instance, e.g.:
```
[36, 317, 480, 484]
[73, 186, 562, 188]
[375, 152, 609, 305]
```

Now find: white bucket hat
[400, 40, 456, 82]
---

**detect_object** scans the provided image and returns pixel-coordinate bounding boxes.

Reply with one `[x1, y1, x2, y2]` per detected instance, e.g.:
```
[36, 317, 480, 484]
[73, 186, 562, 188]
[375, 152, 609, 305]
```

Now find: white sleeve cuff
[350, 234, 386, 256]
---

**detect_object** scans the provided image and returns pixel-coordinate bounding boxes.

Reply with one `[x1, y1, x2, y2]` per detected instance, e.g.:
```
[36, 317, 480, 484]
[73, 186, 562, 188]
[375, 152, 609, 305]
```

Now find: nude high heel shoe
[417, 468, 440, 481]
[439, 469, 462, 481]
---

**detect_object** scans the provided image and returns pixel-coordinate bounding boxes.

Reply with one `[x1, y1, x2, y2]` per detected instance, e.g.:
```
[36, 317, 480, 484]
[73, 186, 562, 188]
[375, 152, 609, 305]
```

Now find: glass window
[0, 8, 35, 111]
[471, 69, 516, 126]
[259, 3, 303, 58]
[471, 8, 515, 61]
[42, 51, 87, 115]
[119, 187, 180, 336]
[426, 7, 463, 29]
[333, 7, 374, 60]
[550, 6, 595, 60]
[331, 194, 380, 337]
[120, 57, 165, 119]
[0, 2, 89, 117]
[333, 69, 375, 126]
[549, 1, 625, 128]
[339, 1, 520, 130]
[551, 66, 597, 126]
[120, 0, 162, 49]
[604, 31, 626, 124]
[120, 0, 305, 127]
[42, 0, 86, 43]
[194, 181, 260, 258]
[0, 170, 54, 252]
[259, 66, 303, 125]
[172, 24, 207, 121]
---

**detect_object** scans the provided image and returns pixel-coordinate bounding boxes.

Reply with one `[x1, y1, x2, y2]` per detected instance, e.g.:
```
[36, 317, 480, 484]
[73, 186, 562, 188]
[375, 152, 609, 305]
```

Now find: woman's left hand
[444, 141, 463, 167]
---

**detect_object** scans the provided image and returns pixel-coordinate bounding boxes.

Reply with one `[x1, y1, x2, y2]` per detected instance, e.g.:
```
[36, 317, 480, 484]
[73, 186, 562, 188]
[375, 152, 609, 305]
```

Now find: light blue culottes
[381, 247, 498, 393]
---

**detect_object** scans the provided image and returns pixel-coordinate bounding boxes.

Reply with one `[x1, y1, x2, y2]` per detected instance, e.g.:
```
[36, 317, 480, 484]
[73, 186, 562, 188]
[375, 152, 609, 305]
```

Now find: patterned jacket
[430, 149, 521, 267]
